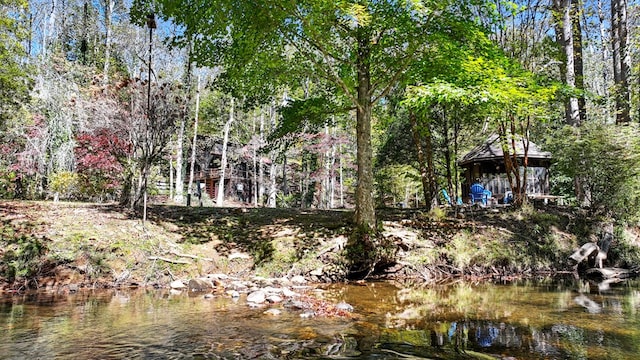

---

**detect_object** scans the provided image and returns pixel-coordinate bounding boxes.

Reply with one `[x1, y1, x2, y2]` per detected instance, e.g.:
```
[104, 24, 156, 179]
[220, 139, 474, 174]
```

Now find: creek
[1, 278, 639, 359]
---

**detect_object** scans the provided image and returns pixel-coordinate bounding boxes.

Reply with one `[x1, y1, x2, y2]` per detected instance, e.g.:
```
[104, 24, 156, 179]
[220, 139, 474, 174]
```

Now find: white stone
[263, 309, 282, 316]
[282, 288, 298, 298]
[207, 273, 228, 280]
[229, 252, 251, 260]
[170, 280, 186, 289]
[290, 275, 307, 285]
[300, 310, 316, 318]
[247, 290, 267, 304]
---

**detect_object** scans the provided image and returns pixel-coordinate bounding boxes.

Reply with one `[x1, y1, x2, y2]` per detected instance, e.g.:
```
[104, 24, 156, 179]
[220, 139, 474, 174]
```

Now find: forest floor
[1, 199, 640, 291]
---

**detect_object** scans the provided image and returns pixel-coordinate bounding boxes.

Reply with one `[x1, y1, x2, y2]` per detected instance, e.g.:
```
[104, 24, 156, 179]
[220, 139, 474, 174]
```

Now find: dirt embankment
[1, 200, 639, 291]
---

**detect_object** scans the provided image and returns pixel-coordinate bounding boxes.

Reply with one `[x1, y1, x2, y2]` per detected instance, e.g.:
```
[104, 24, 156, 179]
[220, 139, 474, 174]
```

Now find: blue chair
[470, 183, 490, 206]
[441, 189, 464, 206]
[441, 189, 452, 205]
[503, 191, 513, 204]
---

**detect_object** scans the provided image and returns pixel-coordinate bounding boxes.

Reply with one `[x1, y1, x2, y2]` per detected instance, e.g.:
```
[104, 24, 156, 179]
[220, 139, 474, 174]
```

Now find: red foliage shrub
[74, 129, 131, 194]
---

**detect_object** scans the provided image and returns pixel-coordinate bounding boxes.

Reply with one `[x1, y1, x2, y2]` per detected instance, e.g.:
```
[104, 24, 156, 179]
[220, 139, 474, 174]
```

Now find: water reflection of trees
[377, 281, 640, 359]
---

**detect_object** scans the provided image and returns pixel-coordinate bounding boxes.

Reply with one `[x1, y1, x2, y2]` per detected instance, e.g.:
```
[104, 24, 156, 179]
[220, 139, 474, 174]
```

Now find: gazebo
[459, 134, 552, 203]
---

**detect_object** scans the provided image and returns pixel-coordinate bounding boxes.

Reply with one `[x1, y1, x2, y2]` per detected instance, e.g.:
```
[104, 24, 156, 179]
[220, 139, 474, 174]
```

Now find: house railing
[194, 169, 221, 180]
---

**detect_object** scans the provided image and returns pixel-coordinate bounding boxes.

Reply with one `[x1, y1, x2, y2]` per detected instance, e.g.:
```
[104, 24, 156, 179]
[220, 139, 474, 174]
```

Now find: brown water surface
[1, 278, 639, 359]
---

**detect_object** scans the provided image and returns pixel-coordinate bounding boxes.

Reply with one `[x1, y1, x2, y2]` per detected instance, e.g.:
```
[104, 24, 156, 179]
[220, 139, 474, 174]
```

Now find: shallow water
[1, 278, 640, 359]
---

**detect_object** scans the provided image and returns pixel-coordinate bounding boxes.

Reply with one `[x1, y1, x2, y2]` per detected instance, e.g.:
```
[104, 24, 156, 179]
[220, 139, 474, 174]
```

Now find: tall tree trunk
[453, 117, 461, 206]
[252, 114, 258, 206]
[42, 0, 58, 58]
[339, 143, 344, 208]
[354, 32, 376, 230]
[554, 0, 587, 204]
[597, 0, 610, 98]
[424, 122, 438, 209]
[174, 111, 186, 203]
[571, 1, 586, 124]
[169, 157, 174, 200]
[267, 102, 278, 208]
[442, 107, 454, 202]
[187, 75, 201, 206]
[217, 97, 234, 205]
[174, 46, 192, 204]
[322, 124, 331, 209]
[554, 0, 581, 126]
[409, 111, 431, 208]
[498, 119, 518, 203]
[330, 125, 336, 209]
[612, 0, 630, 124]
[258, 109, 265, 205]
[102, 0, 114, 85]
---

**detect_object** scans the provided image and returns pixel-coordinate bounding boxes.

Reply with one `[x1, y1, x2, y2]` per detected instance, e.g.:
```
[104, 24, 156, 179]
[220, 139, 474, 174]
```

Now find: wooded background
[1, 0, 640, 226]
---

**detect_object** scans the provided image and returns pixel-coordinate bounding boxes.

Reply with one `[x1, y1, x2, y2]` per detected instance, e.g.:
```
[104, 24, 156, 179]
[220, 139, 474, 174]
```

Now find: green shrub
[548, 123, 640, 221]
[1, 235, 48, 282]
[49, 171, 80, 200]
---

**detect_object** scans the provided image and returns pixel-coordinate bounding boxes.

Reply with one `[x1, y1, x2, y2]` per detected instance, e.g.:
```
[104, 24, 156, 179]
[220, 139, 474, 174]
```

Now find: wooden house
[460, 134, 552, 203]
[187, 136, 254, 203]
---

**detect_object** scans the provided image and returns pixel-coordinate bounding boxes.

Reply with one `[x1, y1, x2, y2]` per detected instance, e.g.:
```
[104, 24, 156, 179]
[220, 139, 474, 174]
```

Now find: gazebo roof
[460, 134, 552, 166]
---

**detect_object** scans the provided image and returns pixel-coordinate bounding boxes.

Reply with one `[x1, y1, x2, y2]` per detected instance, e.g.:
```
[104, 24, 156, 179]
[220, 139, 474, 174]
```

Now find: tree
[552, 0, 585, 127]
[135, 0, 497, 234]
[0, 0, 33, 197]
[109, 78, 183, 208]
[611, 0, 630, 124]
[216, 97, 234, 205]
[0, 0, 32, 125]
[74, 129, 129, 199]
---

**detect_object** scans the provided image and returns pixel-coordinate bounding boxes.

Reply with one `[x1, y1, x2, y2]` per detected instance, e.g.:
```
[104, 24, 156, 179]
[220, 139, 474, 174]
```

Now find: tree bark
[597, 0, 610, 98]
[216, 97, 234, 205]
[187, 75, 201, 206]
[102, 0, 114, 85]
[174, 47, 192, 204]
[423, 121, 438, 209]
[611, 0, 630, 124]
[553, 0, 581, 126]
[268, 102, 278, 208]
[409, 111, 430, 208]
[571, 0, 586, 124]
[258, 109, 265, 205]
[252, 114, 258, 206]
[442, 107, 454, 204]
[354, 31, 376, 230]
